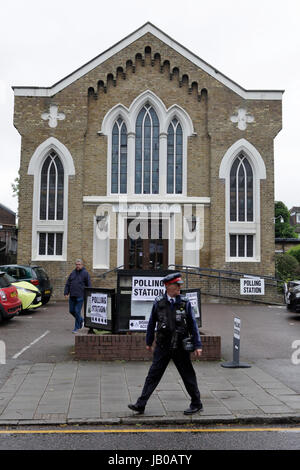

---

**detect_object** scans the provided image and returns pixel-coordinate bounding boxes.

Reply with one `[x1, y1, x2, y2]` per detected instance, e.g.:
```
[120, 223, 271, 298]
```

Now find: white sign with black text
[90, 292, 108, 325]
[129, 320, 149, 331]
[240, 277, 265, 295]
[131, 277, 165, 301]
[185, 291, 200, 318]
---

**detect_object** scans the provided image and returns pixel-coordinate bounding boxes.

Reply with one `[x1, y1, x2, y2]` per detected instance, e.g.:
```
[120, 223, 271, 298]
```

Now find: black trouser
[136, 344, 201, 409]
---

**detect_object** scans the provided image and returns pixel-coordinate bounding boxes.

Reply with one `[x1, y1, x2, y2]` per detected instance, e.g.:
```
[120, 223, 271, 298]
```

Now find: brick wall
[75, 333, 221, 361]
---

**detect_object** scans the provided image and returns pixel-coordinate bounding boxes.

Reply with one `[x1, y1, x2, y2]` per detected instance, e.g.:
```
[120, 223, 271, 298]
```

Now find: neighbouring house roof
[12, 22, 284, 101]
[0, 203, 16, 217]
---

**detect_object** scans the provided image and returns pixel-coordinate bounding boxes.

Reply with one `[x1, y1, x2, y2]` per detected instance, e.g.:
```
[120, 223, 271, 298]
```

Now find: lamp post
[273, 215, 284, 224]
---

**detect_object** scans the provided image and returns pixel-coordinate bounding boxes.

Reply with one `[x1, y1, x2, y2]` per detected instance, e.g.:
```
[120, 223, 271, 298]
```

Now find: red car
[0, 272, 22, 322]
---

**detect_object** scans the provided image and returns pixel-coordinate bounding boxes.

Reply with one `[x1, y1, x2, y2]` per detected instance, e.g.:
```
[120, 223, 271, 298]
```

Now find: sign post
[221, 316, 251, 368]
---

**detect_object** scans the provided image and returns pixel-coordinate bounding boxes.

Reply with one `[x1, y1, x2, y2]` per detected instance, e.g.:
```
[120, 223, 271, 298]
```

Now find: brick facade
[75, 334, 221, 361]
[13, 24, 283, 300]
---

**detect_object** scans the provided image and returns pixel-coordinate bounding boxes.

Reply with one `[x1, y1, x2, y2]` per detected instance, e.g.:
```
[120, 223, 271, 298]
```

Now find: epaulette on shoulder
[180, 296, 189, 302]
[155, 295, 164, 302]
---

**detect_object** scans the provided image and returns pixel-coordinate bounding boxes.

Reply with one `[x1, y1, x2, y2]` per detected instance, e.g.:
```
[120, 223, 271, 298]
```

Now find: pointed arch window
[111, 118, 127, 194]
[135, 104, 159, 194]
[230, 153, 253, 222]
[40, 151, 64, 220]
[167, 118, 183, 194]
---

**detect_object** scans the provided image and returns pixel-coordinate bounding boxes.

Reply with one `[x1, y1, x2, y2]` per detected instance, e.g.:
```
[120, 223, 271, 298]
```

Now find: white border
[219, 138, 266, 263]
[100, 90, 195, 197]
[13, 23, 284, 101]
[28, 137, 75, 261]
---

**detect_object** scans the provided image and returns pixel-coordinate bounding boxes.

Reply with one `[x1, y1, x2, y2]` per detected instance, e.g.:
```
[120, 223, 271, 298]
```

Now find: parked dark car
[0, 265, 53, 305]
[0, 272, 22, 322]
[284, 280, 300, 313]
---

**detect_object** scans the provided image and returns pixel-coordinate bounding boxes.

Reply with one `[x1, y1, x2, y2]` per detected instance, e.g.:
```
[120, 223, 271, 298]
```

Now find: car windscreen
[2, 273, 17, 284]
[0, 266, 30, 279]
[33, 267, 48, 280]
[0, 275, 11, 288]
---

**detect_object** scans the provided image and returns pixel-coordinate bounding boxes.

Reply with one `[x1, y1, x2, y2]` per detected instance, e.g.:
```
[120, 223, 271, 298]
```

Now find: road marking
[12, 330, 50, 359]
[0, 427, 299, 435]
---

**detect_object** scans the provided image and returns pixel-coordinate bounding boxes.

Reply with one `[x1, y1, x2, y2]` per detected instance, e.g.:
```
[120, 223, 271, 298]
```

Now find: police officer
[128, 272, 203, 415]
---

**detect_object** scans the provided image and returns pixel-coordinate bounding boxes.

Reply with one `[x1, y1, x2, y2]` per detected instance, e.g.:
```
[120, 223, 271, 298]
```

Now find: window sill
[32, 255, 66, 261]
[226, 257, 260, 263]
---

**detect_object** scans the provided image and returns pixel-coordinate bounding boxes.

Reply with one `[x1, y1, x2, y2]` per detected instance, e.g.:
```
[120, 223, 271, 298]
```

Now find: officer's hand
[64, 295, 69, 299]
[146, 345, 153, 352]
[194, 349, 202, 358]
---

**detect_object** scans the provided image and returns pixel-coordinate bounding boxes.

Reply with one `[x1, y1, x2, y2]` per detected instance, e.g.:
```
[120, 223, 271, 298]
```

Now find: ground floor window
[229, 234, 253, 258]
[38, 232, 63, 256]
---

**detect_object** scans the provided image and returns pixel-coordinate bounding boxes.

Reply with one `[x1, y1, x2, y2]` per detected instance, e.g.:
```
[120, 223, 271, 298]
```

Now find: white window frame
[100, 90, 195, 199]
[28, 137, 75, 261]
[219, 139, 266, 263]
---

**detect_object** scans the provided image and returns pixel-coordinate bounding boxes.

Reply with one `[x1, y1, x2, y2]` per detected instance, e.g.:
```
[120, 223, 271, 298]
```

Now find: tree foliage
[287, 245, 300, 264]
[274, 201, 297, 238]
[275, 253, 300, 281]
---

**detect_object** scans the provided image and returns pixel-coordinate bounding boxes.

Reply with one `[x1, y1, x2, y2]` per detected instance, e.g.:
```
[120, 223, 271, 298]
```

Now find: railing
[98, 265, 124, 279]
[168, 264, 285, 305]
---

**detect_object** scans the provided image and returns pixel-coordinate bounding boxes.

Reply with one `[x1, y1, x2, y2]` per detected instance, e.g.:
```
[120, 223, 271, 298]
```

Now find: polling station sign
[132, 276, 165, 301]
[90, 292, 108, 324]
[240, 277, 265, 295]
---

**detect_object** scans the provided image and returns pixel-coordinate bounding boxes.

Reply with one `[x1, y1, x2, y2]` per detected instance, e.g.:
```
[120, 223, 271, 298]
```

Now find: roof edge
[12, 22, 284, 101]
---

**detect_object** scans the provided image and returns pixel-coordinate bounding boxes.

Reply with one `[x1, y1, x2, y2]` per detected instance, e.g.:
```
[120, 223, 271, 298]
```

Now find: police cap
[162, 272, 184, 286]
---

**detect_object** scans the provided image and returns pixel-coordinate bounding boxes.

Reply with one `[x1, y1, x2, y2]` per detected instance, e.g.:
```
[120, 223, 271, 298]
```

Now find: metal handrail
[168, 264, 282, 282]
[168, 264, 284, 304]
[98, 265, 124, 279]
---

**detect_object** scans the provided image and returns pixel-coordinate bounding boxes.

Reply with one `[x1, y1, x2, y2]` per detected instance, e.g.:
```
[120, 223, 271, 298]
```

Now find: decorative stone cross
[41, 104, 65, 128]
[230, 108, 254, 130]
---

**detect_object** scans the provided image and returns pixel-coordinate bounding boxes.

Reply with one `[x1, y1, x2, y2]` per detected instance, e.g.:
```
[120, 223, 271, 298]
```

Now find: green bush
[275, 253, 300, 281]
[287, 245, 300, 264]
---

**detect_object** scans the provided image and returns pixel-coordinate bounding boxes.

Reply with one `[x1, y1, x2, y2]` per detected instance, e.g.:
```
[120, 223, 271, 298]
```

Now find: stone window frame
[39, 150, 64, 221]
[111, 118, 128, 194]
[28, 137, 75, 261]
[100, 90, 195, 199]
[135, 104, 160, 195]
[229, 153, 253, 223]
[219, 138, 266, 263]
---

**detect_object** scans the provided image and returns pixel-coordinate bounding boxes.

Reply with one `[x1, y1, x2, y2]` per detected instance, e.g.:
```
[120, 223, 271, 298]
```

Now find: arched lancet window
[135, 104, 159, 194]
[40, 151, 64, 220]
[167, 118, 183, 194]
[230, 153, 253, 222]
[111, 118, 127, 193]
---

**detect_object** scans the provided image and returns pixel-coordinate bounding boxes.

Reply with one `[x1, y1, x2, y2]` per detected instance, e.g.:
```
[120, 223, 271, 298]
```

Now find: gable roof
[12, 22, 284, 100]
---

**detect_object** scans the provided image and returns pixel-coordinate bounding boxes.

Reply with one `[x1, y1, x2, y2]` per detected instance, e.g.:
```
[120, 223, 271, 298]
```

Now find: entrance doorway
[124, 218, 169, 270]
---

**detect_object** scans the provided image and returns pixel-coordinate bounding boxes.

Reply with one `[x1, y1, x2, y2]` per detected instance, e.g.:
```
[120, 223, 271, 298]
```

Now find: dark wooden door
[124, 218, 168, 270]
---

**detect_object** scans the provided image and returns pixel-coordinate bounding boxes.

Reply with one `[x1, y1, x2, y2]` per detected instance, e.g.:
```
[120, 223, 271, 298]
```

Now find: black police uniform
[129, 273, 202, 414]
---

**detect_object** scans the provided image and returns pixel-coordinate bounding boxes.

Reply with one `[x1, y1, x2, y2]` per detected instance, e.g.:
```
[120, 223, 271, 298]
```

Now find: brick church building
[13, 23, 283, 298]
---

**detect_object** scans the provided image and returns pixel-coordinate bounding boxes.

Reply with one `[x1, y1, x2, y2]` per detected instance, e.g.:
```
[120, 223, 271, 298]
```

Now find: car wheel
[42, 296, 50, 305]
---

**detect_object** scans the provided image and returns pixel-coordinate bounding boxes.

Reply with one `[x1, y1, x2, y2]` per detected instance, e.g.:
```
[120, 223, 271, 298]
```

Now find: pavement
[0, 358, 300, 426]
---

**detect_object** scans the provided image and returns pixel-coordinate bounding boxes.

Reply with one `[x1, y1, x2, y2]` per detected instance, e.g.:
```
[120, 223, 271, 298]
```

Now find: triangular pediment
[13, 22, 283, 100]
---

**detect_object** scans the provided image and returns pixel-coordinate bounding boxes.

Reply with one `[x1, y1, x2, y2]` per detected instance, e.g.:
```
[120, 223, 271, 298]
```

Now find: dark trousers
[69, 296, 84, 330]
[136, 344, 201, 409]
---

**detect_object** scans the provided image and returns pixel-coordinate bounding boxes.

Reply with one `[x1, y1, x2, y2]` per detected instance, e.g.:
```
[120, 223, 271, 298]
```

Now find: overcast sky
[1, 0, 299, 214]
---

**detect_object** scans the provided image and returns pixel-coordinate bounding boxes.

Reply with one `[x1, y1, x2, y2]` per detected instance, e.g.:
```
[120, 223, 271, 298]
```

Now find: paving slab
[0, 360, 299, 426]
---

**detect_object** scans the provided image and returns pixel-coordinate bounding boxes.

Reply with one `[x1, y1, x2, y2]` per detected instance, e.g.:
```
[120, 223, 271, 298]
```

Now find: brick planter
[75, 333, 221, 361]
